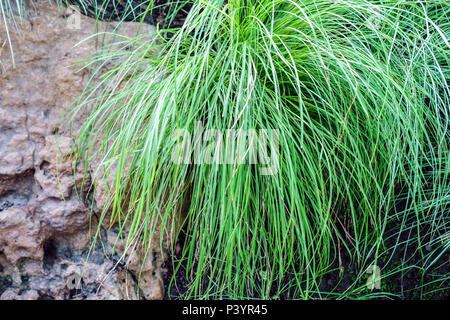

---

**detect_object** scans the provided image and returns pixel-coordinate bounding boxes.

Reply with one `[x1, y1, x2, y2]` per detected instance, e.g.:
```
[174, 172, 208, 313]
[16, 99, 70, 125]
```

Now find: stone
[0, 1, 168, 300]
[0, 207, 45, 263]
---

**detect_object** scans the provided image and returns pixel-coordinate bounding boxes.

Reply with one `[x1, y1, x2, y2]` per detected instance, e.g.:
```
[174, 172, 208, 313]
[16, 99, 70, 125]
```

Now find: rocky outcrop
[0, 1, 168, 300]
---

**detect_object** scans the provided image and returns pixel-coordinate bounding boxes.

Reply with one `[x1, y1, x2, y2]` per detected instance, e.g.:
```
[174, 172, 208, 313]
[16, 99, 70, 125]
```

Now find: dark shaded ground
[161, 224, 449, 300]
[70, 0, 192, 29]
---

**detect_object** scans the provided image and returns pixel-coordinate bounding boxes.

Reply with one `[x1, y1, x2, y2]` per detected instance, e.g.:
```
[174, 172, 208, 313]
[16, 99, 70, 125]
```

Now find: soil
[71, 0, 192, 29]
[161, 222, 449, 300]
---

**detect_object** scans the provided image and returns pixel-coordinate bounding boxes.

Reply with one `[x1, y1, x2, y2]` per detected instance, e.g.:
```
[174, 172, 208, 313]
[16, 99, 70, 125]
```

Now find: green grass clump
[71, 0, 450, 299]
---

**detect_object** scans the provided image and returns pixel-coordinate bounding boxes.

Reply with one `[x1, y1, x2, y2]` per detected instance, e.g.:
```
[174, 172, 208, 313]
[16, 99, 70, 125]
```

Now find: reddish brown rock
[0, 1, 166, 300]
[0, 207, 45, 263]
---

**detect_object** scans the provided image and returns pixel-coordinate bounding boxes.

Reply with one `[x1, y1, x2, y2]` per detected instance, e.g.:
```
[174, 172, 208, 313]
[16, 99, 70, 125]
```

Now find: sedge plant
[68, 0, 450, 299]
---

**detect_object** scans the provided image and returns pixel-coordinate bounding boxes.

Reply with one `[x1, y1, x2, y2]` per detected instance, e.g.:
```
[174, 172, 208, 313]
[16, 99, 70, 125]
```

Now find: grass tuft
[69, 0, 448, 299]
